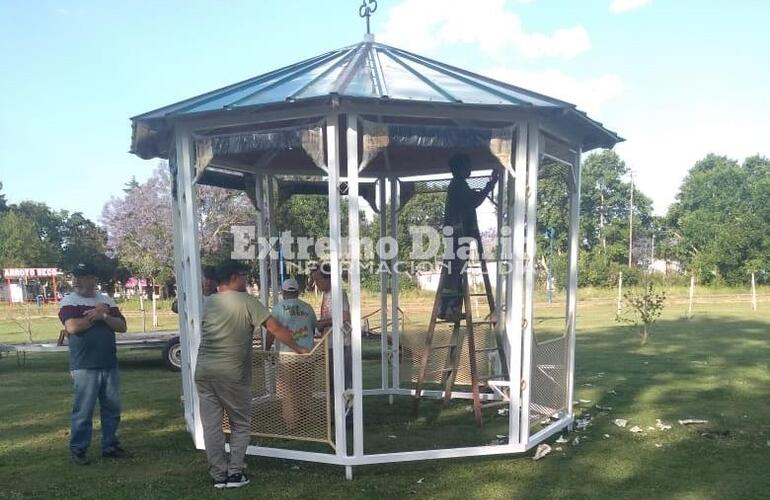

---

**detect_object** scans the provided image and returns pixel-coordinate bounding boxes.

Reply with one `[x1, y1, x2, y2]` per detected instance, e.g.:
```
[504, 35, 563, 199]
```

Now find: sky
[1, 0, 768, 222]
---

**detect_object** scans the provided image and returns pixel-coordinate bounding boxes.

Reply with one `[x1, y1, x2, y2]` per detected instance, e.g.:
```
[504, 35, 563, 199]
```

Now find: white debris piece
[678, 419, 708, 425]
[572, 437, 581, 446]
[291, 465, 300, 470]
[608, 389, 618, 395]
[579, 399, 592, 404]
[654, 443, 663, 448]
[614, 419, 628, 428]
[497, 407, 509, 416]
[595, 404, 613, 411]
[555, 446, 563, 451]
[655, 419, 672, 431]
[629, 426, 644, 433]
[388, 435, 397, 439]
[417, 478, 424, 484]
[533, 444, 552, 461]
[464, 406, 473, 413]
[555, 435, 569, 444]
[582, 383, 593, 387]
[603, 434, 610, 439]
[576, 417, 592, 430]
[647, 426, 656, 431]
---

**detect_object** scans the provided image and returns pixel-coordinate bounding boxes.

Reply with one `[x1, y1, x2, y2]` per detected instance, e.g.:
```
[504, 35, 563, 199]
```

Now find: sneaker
[225, 472, 250, 488]
[102, 446, 131, 458]
[71, 450, 90, 465]
[213, 478, 227, 489]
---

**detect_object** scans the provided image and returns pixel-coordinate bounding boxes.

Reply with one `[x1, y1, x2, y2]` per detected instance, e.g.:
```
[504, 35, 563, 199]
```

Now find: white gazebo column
[266, 175, 280, 306]
[389, 177, 401, 391]
[254, 174, 269, 346]
[506, 122, 528, 447]
[519, 121, 541, 442]
[325, 114, 349, 475]
[346, 114, 364, 459]
[378, 177, 389, 394]
[565, 150, 582, 420]
[173, 127, 205, 449]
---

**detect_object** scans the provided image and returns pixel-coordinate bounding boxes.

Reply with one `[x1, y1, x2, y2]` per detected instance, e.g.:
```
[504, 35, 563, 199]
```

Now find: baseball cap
[71, 262, 97, 277]
[281, 278, 300, 292]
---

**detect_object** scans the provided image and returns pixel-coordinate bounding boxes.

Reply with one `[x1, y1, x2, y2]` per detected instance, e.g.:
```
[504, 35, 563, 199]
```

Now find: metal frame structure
[131, 37, 621, 479]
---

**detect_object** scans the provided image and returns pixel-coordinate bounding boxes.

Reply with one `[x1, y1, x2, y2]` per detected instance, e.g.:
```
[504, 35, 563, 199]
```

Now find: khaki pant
[196, 380, 251, 481]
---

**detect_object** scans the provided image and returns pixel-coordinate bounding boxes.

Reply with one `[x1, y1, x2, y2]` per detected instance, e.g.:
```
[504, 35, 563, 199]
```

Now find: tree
[0, 211, 55, 267]
[617, 282, 666, 345]
[666, 154, 770, 284]
[102, 164, 175, 288]
[0, 181, 7, 212]
[60, 212, 116, 283]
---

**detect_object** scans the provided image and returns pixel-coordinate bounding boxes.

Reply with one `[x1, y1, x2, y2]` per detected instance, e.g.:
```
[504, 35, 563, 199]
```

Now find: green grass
[1, 300, 769, 499]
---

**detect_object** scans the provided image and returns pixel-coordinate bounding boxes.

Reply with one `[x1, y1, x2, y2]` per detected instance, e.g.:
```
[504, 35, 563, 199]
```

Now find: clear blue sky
[1, 0, 768, 221]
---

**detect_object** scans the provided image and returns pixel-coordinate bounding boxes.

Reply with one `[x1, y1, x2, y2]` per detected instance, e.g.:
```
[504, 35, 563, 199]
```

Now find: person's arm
[64, 317, 96, 335]
[264, 316, 309, 354]
[83, 303, 127, 333]
[264, 332, 276, 351]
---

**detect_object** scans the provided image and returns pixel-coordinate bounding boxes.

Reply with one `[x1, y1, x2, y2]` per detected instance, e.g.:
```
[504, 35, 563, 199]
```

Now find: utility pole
[627, 171, 634, 268]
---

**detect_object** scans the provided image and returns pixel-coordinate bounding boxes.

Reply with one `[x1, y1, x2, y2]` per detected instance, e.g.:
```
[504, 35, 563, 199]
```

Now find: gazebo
[130, 34, 621, 478]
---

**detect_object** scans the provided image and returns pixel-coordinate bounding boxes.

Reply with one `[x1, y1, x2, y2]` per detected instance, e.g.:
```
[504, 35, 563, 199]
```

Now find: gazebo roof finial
[359, 0, 377, 37]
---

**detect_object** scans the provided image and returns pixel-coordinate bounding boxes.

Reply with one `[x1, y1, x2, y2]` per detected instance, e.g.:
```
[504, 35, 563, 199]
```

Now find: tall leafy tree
[667, 154, 770, 283]
[0, 211, 55, 267]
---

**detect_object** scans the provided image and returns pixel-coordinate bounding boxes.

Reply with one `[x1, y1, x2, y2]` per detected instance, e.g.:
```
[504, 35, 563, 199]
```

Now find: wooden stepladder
[412, 235, 508, 426]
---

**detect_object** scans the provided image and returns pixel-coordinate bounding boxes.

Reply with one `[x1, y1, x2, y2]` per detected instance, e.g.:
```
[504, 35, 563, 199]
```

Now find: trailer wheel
[162, 336, 182, 372]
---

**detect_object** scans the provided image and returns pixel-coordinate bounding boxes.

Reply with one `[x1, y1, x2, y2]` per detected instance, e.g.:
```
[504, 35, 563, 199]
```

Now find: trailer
[3, 331, 181, 370]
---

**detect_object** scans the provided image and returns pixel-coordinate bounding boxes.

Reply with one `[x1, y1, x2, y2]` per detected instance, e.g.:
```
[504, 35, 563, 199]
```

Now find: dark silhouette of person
[439, 154, 499, 320]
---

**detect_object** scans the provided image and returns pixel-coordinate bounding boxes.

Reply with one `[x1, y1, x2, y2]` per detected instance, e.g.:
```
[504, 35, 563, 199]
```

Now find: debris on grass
[608, 389, 618, 395]
[291, 465, 300, 470]
[656, 419, 672, 431]
[555, 446, 563, 451]
[556, 435, 569, 444]
[582, 383, 593, 387]
[533, 444, 552, 461]
[654, 443, 663, 448]
[579, 399, 592, 404]
[576, 416, 593, 430]
[417, 478, 424, 484]
[603, 434, 610, 439]
[387, 435, 397, 439]
[497, 407, 509, 416]
[614, 419, 628, 428]
[679, 419, 708, 425]
[595, 404, 613, 411]
[629, 426, 644, 433]
[572, 436, 581, 446]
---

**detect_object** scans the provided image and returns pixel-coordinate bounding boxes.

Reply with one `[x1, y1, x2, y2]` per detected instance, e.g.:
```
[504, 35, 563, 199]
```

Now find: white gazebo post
[506, 121, 528, 446]
[565, 150, 582, 422]
[173, 126, 205, 448]
[389, 177, 400, 392]
[325, 113, 349, 476]
[346, 113, 365, 462]
[378, 177, 389, 395]
[520, 121, 541, 443]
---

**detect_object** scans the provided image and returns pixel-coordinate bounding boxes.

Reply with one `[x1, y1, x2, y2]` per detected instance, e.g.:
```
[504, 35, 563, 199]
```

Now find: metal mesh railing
[224, 334, 333, 448]
[529, 335, 568, 426]
[401, 321, 501, 388]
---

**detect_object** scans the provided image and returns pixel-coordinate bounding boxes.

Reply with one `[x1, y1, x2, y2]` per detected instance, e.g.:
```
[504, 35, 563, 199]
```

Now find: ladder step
[475, 347, 500, 353]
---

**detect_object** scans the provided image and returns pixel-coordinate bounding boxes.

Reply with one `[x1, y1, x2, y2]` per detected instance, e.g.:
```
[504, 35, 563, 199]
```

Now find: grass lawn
[1, 299, 769, 499]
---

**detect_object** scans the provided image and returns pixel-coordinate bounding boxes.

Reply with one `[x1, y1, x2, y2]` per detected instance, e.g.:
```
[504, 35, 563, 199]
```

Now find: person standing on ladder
[439, 153, 499, 320]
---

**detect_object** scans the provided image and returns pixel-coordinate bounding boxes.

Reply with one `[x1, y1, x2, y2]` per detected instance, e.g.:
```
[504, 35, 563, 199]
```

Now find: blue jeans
[70, 368, 121, 454]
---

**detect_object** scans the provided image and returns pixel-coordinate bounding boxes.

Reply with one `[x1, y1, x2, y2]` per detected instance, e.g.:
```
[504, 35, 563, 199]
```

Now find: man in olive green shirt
[195, 261, 308, 489]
